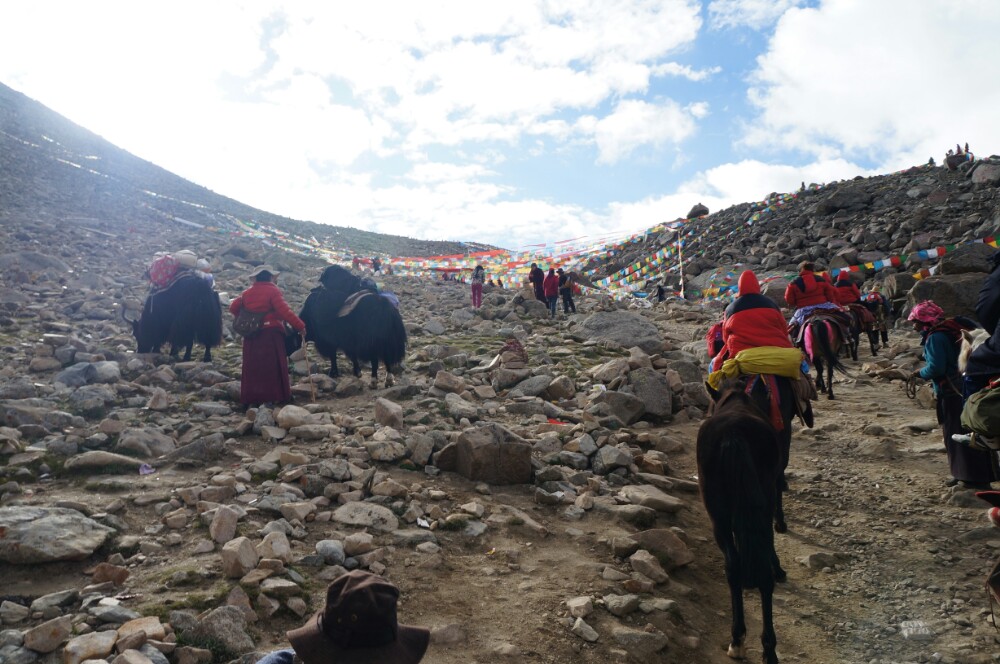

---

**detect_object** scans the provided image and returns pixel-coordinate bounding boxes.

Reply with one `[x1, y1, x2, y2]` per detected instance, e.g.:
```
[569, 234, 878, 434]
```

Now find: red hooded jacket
[722, 271, 794, 357]
[784, 270, 837, 309]
[542, 270, 560, 297]
[833, 273, 861, 305]
[230, 281, 305, 332]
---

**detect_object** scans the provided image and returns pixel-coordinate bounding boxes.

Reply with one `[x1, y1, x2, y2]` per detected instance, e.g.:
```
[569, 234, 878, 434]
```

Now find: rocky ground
[1, 214, 1000, 664]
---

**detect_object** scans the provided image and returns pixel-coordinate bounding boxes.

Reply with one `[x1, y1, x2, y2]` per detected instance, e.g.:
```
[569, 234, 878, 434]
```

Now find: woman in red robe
[230, 265, 306, 408]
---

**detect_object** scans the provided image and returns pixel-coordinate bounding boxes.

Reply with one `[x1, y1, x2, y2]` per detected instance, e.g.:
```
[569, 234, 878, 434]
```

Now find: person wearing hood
[909, 300, 993, 489]
[542, 267, 560, 317]
[718, 270, 794, 368]
[833, 271, 861, 306]
[784, 260, 842, 335]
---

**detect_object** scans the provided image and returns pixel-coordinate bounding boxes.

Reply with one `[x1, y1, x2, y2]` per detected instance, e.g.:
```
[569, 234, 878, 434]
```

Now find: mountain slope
[0, 81, 493, 257]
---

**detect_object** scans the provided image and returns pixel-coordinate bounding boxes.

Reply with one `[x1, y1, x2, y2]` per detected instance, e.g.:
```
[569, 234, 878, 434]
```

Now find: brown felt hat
[287, 571, 429, 664]
[975, 491, 1000, 508]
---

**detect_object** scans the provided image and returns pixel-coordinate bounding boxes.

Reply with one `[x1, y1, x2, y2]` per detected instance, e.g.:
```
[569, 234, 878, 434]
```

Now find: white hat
[174, 249, 198, 268]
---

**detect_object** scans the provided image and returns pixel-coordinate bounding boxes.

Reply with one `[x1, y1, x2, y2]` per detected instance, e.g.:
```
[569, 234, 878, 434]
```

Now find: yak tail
[372, 298, 407, 366]
[719, 433, 774, 590]
[195, 283, 223, 348]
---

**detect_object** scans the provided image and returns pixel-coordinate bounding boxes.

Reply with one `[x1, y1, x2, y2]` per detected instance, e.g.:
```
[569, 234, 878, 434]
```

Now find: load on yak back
[145, 249, 215, 292]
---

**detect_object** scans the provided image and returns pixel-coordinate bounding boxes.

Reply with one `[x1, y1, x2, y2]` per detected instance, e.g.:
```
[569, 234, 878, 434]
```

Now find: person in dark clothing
[528, 263, 546, 303]
[557, 268, 576, 314]
[656, 283, 666, 302]
[965, 251, 1000, 394]
[909, 300, 993, 489]
[543, 268, 560, 317]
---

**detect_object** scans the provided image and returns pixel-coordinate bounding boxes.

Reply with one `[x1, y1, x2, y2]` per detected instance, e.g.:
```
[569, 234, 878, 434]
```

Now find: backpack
[233, 308, 267, 338]
[961, 379, 1000, 437]
[148, 255, 178, 289]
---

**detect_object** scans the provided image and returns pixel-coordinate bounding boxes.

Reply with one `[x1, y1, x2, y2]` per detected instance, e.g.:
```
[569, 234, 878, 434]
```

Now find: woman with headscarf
[909, 300, 992, 489]
[230, 265, 306, 409]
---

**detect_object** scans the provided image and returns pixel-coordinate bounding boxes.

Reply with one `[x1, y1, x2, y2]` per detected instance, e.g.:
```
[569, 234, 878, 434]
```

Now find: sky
[1, 1, 998, 251]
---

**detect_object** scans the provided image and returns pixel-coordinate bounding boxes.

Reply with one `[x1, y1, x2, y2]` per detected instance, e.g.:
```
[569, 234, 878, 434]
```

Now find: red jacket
[833, 278, 861, 305]
[784, 271, 837, 309]
[723, 271, 793, 357]
[542, 272, 560, 297]
[230, 281, 305, 332]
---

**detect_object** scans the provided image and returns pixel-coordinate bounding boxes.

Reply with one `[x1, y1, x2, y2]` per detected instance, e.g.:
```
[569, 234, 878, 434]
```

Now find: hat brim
[975, 491, 1000, 508]
[288, 613, 430, 664]
[249, 267, 279, 278]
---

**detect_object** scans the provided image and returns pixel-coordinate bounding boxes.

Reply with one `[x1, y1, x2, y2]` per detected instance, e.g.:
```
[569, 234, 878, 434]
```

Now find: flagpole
[677, 235, 685, 300]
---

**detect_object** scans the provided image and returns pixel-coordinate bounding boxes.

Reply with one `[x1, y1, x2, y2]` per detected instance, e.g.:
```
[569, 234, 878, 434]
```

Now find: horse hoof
[827, 394, 836, 400]
[727, 643, 746, 659]
[774, 521, 787, 534]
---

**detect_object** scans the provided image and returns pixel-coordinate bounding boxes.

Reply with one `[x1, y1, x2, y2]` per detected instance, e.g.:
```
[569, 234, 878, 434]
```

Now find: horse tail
[807, 320, 848, 375]
[719, 432, 774, 590]
[819, 320, 850, 376]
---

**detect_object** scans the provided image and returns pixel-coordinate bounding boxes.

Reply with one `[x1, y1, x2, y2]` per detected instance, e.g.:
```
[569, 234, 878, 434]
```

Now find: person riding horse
[835, 271, 878, 356]
[784, 261, 851, 344]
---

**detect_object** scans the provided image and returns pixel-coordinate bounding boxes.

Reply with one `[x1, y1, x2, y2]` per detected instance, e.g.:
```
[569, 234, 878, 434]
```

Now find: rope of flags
[175, 160, 985, 303]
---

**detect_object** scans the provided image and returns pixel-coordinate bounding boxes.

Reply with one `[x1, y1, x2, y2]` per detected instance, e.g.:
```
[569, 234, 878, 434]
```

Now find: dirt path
[5, 329, 1000, 664]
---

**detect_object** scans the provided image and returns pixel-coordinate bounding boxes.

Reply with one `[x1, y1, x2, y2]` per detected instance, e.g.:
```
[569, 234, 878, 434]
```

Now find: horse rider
[835, 270, 876, 327]
[715, 270, 795, 369]
[784, 261, 845, 341]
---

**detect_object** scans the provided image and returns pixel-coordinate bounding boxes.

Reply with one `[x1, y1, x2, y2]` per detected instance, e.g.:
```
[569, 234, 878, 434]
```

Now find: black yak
[295, 265, 407, 388]
[124, 274, 222, 362]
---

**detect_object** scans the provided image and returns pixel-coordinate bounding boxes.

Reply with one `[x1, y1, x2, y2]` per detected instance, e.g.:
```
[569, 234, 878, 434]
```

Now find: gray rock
[0, 506, 114, 563]
[579, 311, 663, 354]
[185, 606, 255, 655]
[333, 502, 399, 532]
[316, 539, 346, 566]
[627, 367, 673, 418]
[454, 423, 532, 485]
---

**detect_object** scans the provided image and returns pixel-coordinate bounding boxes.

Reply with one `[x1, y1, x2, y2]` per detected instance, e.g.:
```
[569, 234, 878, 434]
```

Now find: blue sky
[1, 1, 998, 251]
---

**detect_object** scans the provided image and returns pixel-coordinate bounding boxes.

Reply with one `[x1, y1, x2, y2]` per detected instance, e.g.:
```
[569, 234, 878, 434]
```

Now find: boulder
[0, 506, 113, 563]
[907, 273, 987, 320]
[454, 423, 532, 485]
[626, 368, 672, 418]
[579, 312, 663, 354]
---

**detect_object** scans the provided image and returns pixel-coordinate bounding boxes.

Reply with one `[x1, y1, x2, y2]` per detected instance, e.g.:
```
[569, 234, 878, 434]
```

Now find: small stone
[571, 617, 599, 642]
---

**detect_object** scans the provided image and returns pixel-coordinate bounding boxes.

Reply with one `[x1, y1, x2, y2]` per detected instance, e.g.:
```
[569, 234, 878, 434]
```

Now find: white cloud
[651, 62, 722, 81]
[593, 99, 699, 164]
[708, 0, 806, 30]
[679, 158, 877, 204]
[744, 1, 1000, 169]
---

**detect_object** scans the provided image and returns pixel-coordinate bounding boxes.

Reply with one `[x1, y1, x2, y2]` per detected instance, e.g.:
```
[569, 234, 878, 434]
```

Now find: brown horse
[844, 303, 879, 359]
[799, 316, 850, 399]
[699, 381, 786, 664]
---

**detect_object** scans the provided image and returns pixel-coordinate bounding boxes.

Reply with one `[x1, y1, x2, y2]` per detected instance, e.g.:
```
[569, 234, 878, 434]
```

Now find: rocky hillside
[595, 155, 1000, 315]
[0, 82, 493, 258]
[3, 81, 1000, 664]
